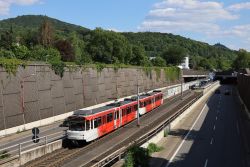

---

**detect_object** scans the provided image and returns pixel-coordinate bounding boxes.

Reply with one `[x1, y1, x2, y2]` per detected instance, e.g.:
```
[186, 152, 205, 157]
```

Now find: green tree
[0, 49, 15, 58]
[0, 26, 15, 50]
[87, 28, 132, 64]
[69, 31, 92, 64]
[39, 19, 53, 47]
[30, 45, 61, 61]
[199, 58, 213, 70]
[151, 56, 166, 67]
[161, 46, 186, 65]
[217, 57, 231, 71]
[54, 39, 75, 62]
[130, 45, 151, 66]
[233, 49, 250, 70]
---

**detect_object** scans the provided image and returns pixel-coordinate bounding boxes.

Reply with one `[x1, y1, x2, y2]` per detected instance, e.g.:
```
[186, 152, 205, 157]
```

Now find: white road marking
[213, 125, 216, 130]
[204, 159, 208, 167]
[236, 121, 240, 135]
[216, 116, 217, 120]
[165, 104, 207, 167]
[210, 138, 214, 145]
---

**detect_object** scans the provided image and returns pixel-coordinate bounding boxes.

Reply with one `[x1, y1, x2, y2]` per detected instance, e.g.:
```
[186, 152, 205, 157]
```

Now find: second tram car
[67, 90, 163, 143]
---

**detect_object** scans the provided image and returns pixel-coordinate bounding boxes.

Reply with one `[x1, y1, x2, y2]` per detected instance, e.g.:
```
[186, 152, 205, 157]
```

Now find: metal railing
[0, 131, 66, 164]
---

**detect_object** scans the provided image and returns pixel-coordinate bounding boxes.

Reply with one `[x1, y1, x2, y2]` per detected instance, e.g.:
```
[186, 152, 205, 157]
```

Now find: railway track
[23, 91, 197, 167]
[83, 93, 200, 167]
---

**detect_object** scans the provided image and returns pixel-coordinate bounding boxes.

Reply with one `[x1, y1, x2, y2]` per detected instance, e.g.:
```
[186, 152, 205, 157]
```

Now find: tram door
[114, 110, 120, 129]
[152, 97, 155, 109]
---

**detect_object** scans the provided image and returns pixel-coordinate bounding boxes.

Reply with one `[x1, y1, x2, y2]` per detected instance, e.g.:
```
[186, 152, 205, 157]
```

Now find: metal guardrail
[91, 93, 203, 167]
[0, 131, 66, 165]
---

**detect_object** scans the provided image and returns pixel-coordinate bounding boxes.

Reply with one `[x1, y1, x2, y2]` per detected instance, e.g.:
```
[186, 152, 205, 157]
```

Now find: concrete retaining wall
[0, 78, 200, 137]
[237, 73, 250, 117]
[0, 64, 183, 136]
[0, 65, 182, 132]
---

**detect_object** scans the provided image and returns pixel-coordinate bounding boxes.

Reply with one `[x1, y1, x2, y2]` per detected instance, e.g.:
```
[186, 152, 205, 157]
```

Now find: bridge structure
[214, 69, 237, 84]
[182, 69, 209, 82]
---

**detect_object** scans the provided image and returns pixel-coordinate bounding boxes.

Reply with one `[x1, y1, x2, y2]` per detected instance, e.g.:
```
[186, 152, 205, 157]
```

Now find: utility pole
[137, 69, 140, 127]
[181, 79, 183, 99]
[137, 84, 140, 127]
[180, 70, 183, 100]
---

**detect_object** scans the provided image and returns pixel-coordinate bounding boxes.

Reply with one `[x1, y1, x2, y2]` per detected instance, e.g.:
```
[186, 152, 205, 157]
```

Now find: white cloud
[228, 2, 250, 11]
[139, 0, 238, 34]
[227, 24, 250, 37]
[138, 0, 250, 50]
[0, 0, 40, 15]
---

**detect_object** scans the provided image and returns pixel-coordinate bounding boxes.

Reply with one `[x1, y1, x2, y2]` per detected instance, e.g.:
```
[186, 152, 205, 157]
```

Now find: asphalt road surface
[167, 85, 246, 167]
[0, 122, 67, 153]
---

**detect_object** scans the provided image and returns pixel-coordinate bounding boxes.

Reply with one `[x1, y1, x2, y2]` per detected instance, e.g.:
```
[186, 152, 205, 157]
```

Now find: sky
[0, 0, 250, 51]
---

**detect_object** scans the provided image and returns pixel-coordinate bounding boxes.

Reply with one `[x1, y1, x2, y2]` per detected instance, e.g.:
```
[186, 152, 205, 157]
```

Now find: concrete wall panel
[0, 65, 180, 130]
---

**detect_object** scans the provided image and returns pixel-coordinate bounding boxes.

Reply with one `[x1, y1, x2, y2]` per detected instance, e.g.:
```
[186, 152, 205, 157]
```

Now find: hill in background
[0, 15, 239, 71]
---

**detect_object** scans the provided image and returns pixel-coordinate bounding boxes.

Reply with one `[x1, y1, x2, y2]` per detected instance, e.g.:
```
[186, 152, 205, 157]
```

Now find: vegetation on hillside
[0, 15, 248, 76]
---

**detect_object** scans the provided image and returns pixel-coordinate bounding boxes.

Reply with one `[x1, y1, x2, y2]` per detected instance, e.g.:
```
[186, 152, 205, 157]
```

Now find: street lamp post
[20, 74, 35, 129]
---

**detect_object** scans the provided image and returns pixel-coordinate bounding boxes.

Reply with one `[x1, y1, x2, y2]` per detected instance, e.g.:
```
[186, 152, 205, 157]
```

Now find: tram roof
[73, 90, 162, 116]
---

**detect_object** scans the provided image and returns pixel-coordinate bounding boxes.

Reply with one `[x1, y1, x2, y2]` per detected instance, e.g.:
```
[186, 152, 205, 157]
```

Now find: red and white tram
[67, 90, 163, 143]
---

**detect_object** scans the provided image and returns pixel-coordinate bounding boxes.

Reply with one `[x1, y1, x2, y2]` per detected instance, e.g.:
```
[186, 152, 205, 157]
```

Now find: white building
[178, 56, 190, 69]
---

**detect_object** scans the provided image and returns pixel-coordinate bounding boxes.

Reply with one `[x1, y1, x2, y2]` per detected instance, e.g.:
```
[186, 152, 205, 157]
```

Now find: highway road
[166, 85, 246, 167]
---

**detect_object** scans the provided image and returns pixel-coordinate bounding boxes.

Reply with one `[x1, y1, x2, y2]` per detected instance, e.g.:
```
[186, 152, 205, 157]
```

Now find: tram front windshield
[68, 117, 86, 131]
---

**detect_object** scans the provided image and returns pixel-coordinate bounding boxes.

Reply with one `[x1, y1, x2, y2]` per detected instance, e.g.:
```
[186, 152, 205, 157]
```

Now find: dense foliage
[123, 146, 150, 167]
[123, 143, 164, 167]
[233, 49, 250, 70]
[0, 15, 246, 75]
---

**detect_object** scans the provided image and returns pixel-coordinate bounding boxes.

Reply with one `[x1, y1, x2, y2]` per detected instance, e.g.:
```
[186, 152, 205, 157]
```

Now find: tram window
[69, 120, 85, 131]
[97, 117, 102, 126]
[134, 105, 138, 111]
[127, 107, 131, 114]
[122, 109, 126, 116]
[94, 119, 98, 128]
[140, 102, 143, 107]
[107, 113, 113, 122]
[114, 111, 119, 120]
[103, 116, 106, 124]
[86, 120, 90, 130]
[94, 117, 102, 128]
[144, 101, 147, 106]
[116, 111, 119, 119]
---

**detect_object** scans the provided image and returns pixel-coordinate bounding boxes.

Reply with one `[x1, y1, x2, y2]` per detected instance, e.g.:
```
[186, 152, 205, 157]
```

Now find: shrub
[0, 49, 15, 58]
[0, 150, 10, 159]
[12, 44, 30, 60]
[123, 145, 150, 167]
[147, 143, 164, 155]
